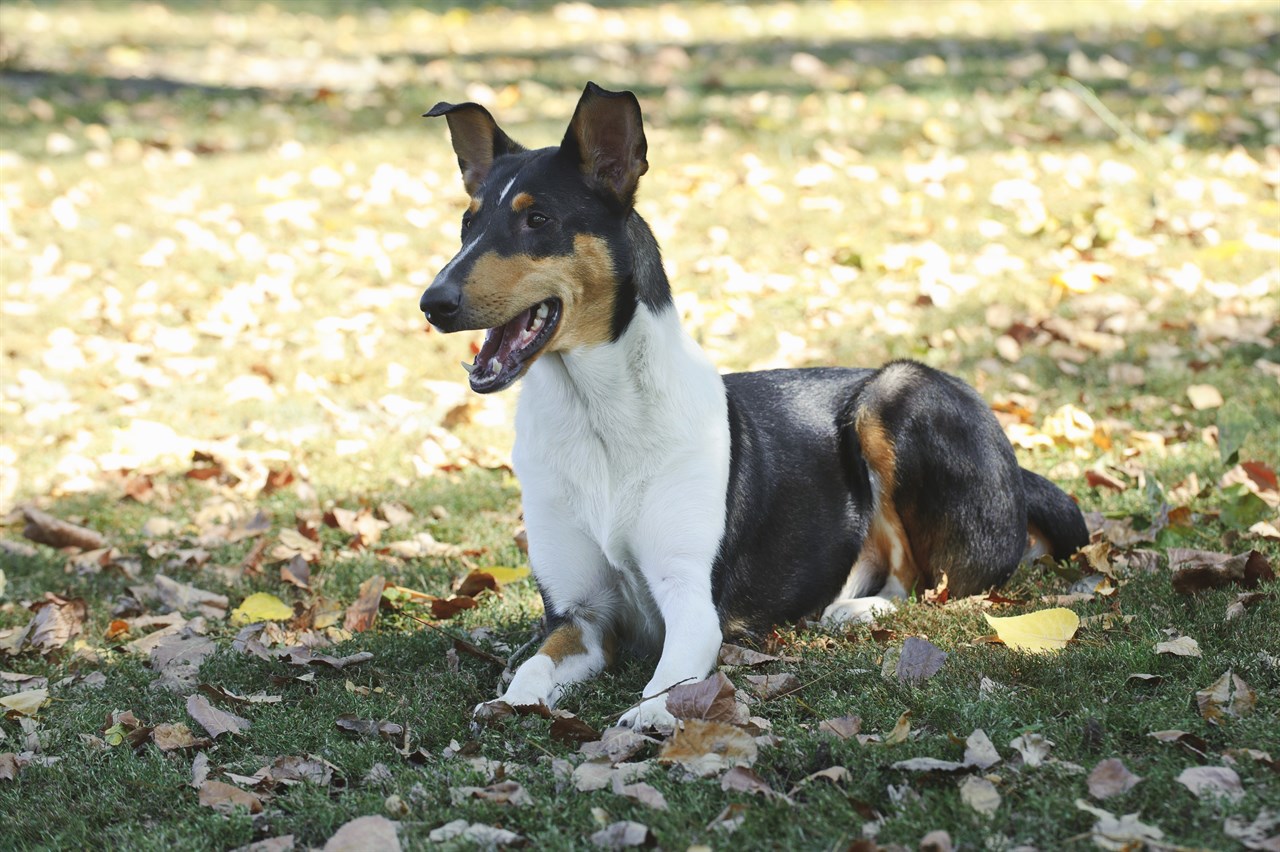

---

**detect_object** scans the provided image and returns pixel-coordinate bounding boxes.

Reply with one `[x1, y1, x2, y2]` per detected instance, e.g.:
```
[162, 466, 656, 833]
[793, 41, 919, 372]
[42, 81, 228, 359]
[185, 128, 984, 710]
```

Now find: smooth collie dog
[419, 83, 1088, 730]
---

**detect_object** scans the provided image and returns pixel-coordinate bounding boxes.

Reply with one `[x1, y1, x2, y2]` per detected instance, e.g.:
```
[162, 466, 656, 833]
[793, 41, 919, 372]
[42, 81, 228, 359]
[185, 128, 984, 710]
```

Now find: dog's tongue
[475, 305, 536, 376]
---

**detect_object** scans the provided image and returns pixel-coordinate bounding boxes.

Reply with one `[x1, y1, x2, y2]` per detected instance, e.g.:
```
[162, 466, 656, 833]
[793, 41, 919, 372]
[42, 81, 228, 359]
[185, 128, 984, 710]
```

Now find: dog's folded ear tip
[423, 102, 453, 118]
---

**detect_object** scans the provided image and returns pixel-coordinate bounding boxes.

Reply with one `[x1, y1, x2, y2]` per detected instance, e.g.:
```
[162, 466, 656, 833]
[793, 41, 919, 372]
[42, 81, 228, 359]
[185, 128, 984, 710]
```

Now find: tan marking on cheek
[468, 197, 483, 215]
[548, 234, 617, 351]
[856, 411, 925, 594]
[511, 192, 535, 212]
[538, 625, 587, 663]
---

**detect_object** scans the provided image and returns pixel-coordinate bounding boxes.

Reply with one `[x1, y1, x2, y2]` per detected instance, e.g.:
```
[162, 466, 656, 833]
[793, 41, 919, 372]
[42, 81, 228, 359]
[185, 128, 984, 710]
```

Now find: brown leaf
[665, 672, 739, 722]
[720, 765, 779, 799]
[323, 815, 400, 852]
[817, 715, 861, 740]
[658, 719, 757, 777]
[25, 595, 87, 654]
[1196, 670, 1256, 723]
[343, 575, 385, 633]
[280, 648, 373, 670]
[743, 672, 801, 700]
[152, 722, 210, 752]
[1087, 758, 1142, 799]
[1085, 469, 1128, 491]
[611, 775, 668, 810]
[1171, 549, 1274, 594]
[1076, 799, 1164, 849]
[549, 711, 600, 745]
[198, 684, 282, 706]
[430, 596, 478, 619]
[579, 727, 656, 764]
[1009, 733, 1053, 766]
[1148, 729, 1211, 758]
[280, 555, 310, 590]
[882, 710, 912, 746]
[455, 570, 500, 598]
[896, 637, 947, 684]
[706, 803, 748, 833]
[1155, 636, 1201, 657]
[153, 575, 229, 618]
[1226, 591, 1269, 620]
[198, 780, 263, 814]
[718, 643, 781, 667]
[186, 694, 249, 738]
[21, 507, 107, 551]
[334, 715, 403, 742]
[259, 754, 336, 787]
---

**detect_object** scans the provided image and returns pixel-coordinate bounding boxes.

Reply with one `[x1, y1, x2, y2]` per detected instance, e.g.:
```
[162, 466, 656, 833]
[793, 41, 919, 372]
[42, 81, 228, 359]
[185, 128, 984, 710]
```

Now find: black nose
[420, 283, 461, 322]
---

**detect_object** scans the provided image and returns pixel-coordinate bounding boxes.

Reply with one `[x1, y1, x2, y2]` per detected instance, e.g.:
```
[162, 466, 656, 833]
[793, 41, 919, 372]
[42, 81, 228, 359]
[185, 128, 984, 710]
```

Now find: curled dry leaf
[1075, 799, 1164, 851]
[817, 715, 861, 740]
[1148, 729, 1210, 759]
[882, 710, 912, 746]
[1177, 766, 1245, 802]
[720, 765, 779, 799]
[198, 780, 263, 814]
[1087, 758, 1143, 799]
[743, 672, 800, 700]
[611, 774, 668, 810]
[1010, 733, 1053, 767]
[658, 719, 757, 777]
[151, 722, 210, 752]
[549, 711, 601, 745]
[343, 575, 385, 633]
[323, 815, 400, 852]
[21, 507, 107, 551]
[334, 715, 403, 742]
[428, 820, 523, 847]
[963, 729, 1002, 769]
[153, 575, 228, 618]
[896, 636, 947, 684]
[186, 694, 250, 739]
[666, 672, 741, 723]
[572, 758, 652, 793]
[1223, 810, 1280, 851]
[1196, 670, 1257, 723]
[1172, 549, 1274, 594]
[580, 726, 655, 764]
[718, 643, 781, 667]
[281, 648, 373, 670]
[0, 688, 48, 717]
[25, 594, 87, 655]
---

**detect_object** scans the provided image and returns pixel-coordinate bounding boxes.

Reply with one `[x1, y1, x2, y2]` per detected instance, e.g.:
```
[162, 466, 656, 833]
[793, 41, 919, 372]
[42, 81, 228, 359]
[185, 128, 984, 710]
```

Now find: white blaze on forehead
[497, 174, 519, 204]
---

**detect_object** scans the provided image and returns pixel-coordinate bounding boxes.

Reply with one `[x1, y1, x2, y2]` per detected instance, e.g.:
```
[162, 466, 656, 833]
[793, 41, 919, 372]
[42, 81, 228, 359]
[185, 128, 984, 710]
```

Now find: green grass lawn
[1, 1, 1278, 849]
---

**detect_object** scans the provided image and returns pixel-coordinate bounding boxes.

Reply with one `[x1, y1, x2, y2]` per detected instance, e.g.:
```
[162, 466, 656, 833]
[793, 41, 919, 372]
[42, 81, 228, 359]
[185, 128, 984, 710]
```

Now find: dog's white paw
[618, 696, 677, 734]
[821, 596, 897, 625]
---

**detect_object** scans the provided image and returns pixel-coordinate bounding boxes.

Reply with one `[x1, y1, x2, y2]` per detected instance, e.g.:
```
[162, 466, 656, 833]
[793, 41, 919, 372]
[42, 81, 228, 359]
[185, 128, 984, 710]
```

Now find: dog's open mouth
[465, 298, 562, 393]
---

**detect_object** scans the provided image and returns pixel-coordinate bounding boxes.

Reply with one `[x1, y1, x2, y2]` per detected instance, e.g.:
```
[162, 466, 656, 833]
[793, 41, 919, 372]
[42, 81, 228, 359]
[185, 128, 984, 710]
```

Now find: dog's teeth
[489, 357, 502, 374]
[536, 303, 549, 320]
[461, 361, 475, 374]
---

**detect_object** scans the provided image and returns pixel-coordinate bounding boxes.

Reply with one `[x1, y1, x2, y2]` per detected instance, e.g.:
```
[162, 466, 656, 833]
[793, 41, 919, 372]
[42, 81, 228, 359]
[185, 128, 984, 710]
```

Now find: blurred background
[1, 0, 1277, 506]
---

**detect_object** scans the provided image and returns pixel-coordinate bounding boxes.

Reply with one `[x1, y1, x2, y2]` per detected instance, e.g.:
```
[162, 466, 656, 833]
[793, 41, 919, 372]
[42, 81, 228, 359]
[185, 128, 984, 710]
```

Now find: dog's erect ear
[561, 82, 648, 208]
[424, 101, 523, 196]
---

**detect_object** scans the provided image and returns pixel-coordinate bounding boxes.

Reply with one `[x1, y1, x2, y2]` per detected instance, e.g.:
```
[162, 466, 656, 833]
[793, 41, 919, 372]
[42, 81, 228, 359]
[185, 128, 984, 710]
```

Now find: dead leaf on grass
[323, 815, 400, 851]
[1155, 635, 1202, 657]
[152, 722, 210, 752]
[963, 729, 1002, 769]
[1187, 384, 1224, 410]
[896, 636, 947, 683]
[450, 780, 532, 806]
[198, 780, 263, 814]
[718, 643, 783, 666]
[720, 765, 781, 799]
[0, 688, 48, 717]
[1075, 799, 1164, 850]
[1196, 670, 1257, 723]
[1010, 733, 1053, 767]
[19, 594, 87, 655]
[21, 507, 107, 551]
[1148, 729, 1211, 759]
[611, 774, 668, 810]
[572, 758, 652, 792]
[579, 726, 656, 764]
[589, 820, 653, 849]
[1087, 758, 1143, 799]
[550, 711, 601, 745]
[1171, 549, 1274, 594]
[427, 820, 522, 847]
[743, 672, 800, 699]
[882, 710, 912, 746]
[817, 715, 861, 740]
[1223, 810, 1280, 850]
[186, 694, 249, 738]
[958, 775, 1001, 817]
[230, 592, 294, 626]
[280, 555, 310, 590]
[707, 802, 749, 833]
[666, 672, 741, 723]
[343, 575, 385, 632]
[1177, 766, 1245, 802]
[334, 715, 403, 742]
[658, 719, 757, 777]
[983, 608, 1079, 653]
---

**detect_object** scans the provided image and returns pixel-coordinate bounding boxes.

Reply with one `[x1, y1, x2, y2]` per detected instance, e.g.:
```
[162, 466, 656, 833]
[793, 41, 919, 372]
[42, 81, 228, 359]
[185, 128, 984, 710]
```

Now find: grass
[1, 0, 1278, 849]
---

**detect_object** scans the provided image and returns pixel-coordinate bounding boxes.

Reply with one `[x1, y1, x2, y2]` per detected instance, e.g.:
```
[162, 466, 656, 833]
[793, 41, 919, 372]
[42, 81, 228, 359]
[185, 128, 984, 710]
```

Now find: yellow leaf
[230, 592, 294, 626]
[0, 688, 49, 716]
[983, 608, 1079, 653]
[482, 566, 531, 586]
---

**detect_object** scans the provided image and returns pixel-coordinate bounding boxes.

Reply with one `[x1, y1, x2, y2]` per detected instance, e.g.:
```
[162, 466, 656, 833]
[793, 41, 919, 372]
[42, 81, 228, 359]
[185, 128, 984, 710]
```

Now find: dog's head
[420, 83, 650, 393]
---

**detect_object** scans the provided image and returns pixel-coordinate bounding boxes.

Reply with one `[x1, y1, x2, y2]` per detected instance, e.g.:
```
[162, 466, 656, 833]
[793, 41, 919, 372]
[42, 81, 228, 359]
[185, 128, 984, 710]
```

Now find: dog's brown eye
[527, 212, 548, 229]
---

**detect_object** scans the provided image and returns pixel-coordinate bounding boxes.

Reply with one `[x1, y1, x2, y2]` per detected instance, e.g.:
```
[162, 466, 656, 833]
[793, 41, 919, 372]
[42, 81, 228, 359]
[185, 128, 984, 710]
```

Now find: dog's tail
[1021, 469, 1089, 560]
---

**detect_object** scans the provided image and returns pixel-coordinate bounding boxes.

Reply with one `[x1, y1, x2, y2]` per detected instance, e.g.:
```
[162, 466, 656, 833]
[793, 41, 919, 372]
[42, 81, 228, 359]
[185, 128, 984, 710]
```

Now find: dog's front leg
[618, 558, 722, 732]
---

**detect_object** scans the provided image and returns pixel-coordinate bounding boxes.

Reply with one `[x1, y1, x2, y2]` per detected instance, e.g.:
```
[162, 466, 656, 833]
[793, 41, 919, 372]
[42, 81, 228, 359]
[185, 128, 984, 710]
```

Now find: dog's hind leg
[496, 618, 611, 709]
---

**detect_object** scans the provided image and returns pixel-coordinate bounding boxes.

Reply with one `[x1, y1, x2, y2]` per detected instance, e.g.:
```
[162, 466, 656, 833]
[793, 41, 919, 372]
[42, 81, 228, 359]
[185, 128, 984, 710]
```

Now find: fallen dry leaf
[24, 594, 87, 655]
[983, 607, 1079, 653]
[1187, 383, 1224, 410]
[883, 710, 912, 746]
[323, 815, 400, 852]
[611, 774, 668, 810]
[449, 780, 532, 806]
[1010, 733, 1053, 767]
[658, 719, 757, 777]
[1155, 635, 1202, 657]
[666, 672, 741, 723]
[1177, 766, 1245, 802]
[1171, 549, 1274, 594]
[572, 758, 652, 792]
[152, 722, 210, 752]
[1148, 729, 1211, 759]
[720, 765, 780, 799]
[963, 729, 1002, 769]
[589, 820, 652, 849]
[334, 715, 403, 742]
[1196, 670, 1257, 723]
[0, 688, 48, 717]
[718, 644, 781, 667]
[1087, 758, 1143, 799]
[959, 775, 1001, 817]
[344, 575, 385, 633]
[1222, 810, 1280, 850]
[817, 715, 861, 740]
[743, 672, 800, 700]
[21, 507, 107, 551]
[1075, 799, 1164, 850]
[549, 711, 601, 745]
[199, 780, 263, 814]
[427, 820, 523, 847]
[896, 636, 947, 683]
[186, 694, 250, 738]
[579, 727, 655, 764]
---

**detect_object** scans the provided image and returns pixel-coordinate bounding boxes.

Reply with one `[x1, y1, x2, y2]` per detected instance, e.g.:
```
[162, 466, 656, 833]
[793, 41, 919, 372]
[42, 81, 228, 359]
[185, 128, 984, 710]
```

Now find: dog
[419, 83, 1089, 731]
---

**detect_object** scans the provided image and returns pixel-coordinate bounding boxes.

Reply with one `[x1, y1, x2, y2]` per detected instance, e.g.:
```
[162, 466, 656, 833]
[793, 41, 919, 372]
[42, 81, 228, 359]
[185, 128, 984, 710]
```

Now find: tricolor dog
[419, 83, 1088, 730]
